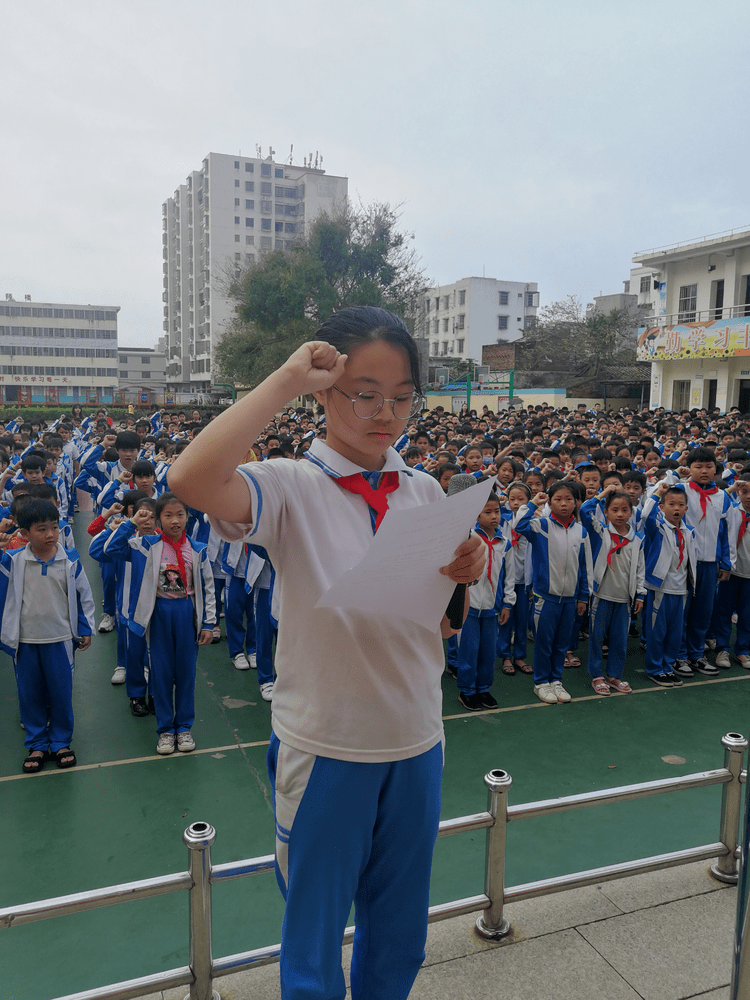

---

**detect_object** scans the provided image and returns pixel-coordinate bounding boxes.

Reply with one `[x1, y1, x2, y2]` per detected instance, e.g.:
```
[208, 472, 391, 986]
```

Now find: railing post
[731, 767, 750, 999]
[475, 768, 513, 939]
[183, 822, 220, 1000]
[711, 732, 748, 884]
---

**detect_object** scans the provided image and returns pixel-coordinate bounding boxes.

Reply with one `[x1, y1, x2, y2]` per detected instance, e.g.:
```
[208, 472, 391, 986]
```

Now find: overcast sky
[2, 0, 748, 347]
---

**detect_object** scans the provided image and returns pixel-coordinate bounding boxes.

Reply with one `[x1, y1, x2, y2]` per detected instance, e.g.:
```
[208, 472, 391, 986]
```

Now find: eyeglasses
[332, 384, 423, 420]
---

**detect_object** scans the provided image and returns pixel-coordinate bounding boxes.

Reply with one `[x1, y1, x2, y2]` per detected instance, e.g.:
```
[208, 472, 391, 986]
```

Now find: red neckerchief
[550, 514, 575, 529]
[739, 511, 750, 546]
[607, 531, 629, 566]
[511, 529, 520, 547]
[160, 530, 189, 589]
[688, 480, 718, 520]
[335, 471, 400, 532]
[477, 529, 501, 582]
[674, 526, 685, 567]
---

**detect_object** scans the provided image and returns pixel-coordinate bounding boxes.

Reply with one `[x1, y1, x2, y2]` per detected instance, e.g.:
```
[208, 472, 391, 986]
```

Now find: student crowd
[2, 395, 749, 773]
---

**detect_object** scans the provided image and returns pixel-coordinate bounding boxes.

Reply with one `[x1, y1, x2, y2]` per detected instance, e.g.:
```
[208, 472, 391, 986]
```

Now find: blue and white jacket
[662, 473, 734, 570]
[512, 503, 592, 604]
[100, 519, 216, 638]
[96, 478, 167, 511]
[0, 544, 95, 654]
[641, 495, 697, 592]
[468, 524, 516, 618]
[579, 497, 646, 601]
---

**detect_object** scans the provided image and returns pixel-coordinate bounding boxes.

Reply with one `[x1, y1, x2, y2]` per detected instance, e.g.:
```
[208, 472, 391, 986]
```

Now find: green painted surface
[1, 515, 748, 999]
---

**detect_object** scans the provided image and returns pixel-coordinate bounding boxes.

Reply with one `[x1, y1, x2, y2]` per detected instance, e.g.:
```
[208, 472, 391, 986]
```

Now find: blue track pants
[589, 598, 630, 679]
[253, 587, 276, 686]
[681, 561, 718, 660]
[14, 640, 75, 752]
[126, 630, 148, 698]
[101, 560, 116, 616]
[497, 583, 529, 661]
[645, 590, 686, 676]
[457, 613, 497, 695]
[267, 734, 442, 1000]
[225, 576, 256, 658]
[148, 596, 197, 734]
[714, 575, 750, 656]
[532, 596, 575, 685]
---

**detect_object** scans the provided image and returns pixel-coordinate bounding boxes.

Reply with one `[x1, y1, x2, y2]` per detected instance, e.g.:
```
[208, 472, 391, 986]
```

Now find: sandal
[54, 747, 77, 769]
[591, 677, 610, 696]
[22, 751, 48, 774]
[606, 677, 632, 693]
[564, 654, 581, 668]
[502, 661, 516, 675]
[515, 660, 534, 674]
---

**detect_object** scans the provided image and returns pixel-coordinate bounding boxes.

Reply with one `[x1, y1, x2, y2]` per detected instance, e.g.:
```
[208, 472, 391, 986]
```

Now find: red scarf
[688, 480, 718, 520]
[739, 511, 750, 546]
[160, 530, 189, 589]
[477, 530, 500, 582]
[511, 529, 520, 547]
[335, 471, 400, 532]
[550, 514, 575, 529]
[607, 531, 629, 566]
[674, 526, 685, 567]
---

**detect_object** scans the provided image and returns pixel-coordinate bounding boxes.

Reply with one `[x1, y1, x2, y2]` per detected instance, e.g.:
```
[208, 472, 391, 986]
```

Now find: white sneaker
[110, 666, 126, 685]
[156, 733, 175, 755]
[715, 650, 731, 669]
[736, 654, 750, 669]
[176, 731, 196, 752]
[705, 638, 717, 651]
[246, 652, 257, 669]
[534, 683, 557, 704]
[551, 681, 572, 703]
[259, 682, 274, 702]
[98, 613, 115, 633]
[233, 653, 250, 671]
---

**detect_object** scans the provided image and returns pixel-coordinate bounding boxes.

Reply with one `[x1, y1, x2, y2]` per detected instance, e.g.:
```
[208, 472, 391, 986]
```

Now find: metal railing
[641, 305, 750, 327]
[634, 225, 750, 257]
[1, 732, 746, 1000]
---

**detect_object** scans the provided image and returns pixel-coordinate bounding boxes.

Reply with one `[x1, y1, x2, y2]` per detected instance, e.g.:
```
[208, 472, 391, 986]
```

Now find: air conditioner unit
[438, 375, 445, 385]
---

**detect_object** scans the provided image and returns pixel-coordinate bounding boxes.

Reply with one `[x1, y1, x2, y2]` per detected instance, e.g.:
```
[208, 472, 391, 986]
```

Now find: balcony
[641, 304, 750, 327]
[638, 309, 750, 361]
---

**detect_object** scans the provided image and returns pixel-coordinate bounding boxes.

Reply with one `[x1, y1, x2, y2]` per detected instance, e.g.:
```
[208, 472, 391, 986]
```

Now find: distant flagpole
[466, 372, 471, 410]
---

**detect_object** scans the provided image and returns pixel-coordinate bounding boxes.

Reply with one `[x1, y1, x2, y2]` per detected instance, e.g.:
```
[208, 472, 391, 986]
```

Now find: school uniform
[221, 540, 258, 662]
[713, 505, 750, 660]
[641, 496, 696, 677]
[0, 544, 95, 752]
[512, 502, 592, 686]
[456, 524, 515, 697]
[208, 437, 446, 1000]
[579, 497, 645, 681]
[247, 545, 277, 688]
[101, 520, 216, 735]
[496, 522, 532, 662]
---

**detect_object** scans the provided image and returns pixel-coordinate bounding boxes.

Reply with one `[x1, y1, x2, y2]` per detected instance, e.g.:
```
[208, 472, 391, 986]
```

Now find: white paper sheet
[316, 476, 496, 631]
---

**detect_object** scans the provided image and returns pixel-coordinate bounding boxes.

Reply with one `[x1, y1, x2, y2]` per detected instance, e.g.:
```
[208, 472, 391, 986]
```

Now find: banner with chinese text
[638, 317, 750, 360]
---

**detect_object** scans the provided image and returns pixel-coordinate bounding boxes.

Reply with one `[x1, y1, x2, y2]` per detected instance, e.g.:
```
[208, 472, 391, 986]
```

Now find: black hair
[10, 482, 31, 497]
[728, 449, 750, 462]
[121, 489, 149, 517]
[155, 491, 188, 521]
[16, 498, 59, 531]
[591, 448, 612, 462]
[115, 431, 140, 451]
[662, 486, 688, 502]
[436, 462, 460, 478]
[612, 456, 632, 472]
[602, 470, 624, 485]
[10, 495, 33, 518]
[266, 447, 286, 459]
[21, 455, 45, 473]
[685, 446, 717, 467]
[134, 496, 157, 516]
[104, 448, 119, 462]
[44, 434, 63, 449]
[404, 446, 423, 461]
[506, 481, 532, 501]
[27, 483, 57, 502]
[622, 470, 647, 490]
[314, 306, 422, 395]
[544, 468, 564, 487]
[548, 480, 577, 500]
[604, 489, 633, 510]
[132, 459, 156, 478]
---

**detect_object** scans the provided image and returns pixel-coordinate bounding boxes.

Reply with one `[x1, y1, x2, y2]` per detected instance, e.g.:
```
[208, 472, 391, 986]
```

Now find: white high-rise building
[415, 276, 540, 367]
[162, 151, 348, 392]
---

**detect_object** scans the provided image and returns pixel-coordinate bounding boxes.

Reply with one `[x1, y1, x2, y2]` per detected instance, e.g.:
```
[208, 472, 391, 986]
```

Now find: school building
[633, 226, 750, 412]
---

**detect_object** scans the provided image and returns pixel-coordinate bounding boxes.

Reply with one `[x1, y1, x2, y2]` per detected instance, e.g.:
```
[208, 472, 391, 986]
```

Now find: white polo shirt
[212, 438, 447, 762]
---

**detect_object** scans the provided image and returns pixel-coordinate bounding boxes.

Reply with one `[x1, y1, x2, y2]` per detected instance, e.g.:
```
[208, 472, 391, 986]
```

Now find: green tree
[214, 201, 428, 388]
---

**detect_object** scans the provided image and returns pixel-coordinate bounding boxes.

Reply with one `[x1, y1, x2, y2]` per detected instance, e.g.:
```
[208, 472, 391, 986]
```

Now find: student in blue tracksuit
[713, 475, 750, 669]
[513, 480, 591, 705]
[0, 498, 95, 773]
[497, 482, 534, 675]
[641, 482, 695, 686]
[167, 306, 485, 1000]
[579, 486, 646, 696]
[456, 492, 515, 711]
[102, 492, 216, 754]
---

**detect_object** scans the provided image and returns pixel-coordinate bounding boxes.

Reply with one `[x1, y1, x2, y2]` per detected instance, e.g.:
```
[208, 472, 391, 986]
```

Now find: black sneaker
[458, 692, 483, 712]
[673, 659, 694, 677]
[690, 657, 720, 676]
[663, 671, 683, 687]
[130, 697, 149, 717]
[649, 673, 675, 687]
[445, 663, 457, 679]
[478, 692, 498, 709]
[628, 624, 640, 638]
[148, 695, 156, 715]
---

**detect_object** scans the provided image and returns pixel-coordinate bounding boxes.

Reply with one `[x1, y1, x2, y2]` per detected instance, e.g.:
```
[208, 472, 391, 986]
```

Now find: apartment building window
[672, 379, 691, 411]
[499, 291, 509, 305]
[120, 370, 128, 379]
[261, 218, 272, 230]
[246, 253, 255, 263]
[245, 199, 254, 209]
[234, 216, 240, 225]
[245, 163, 254, 172]
[275, 221, 284, 232]
[498, 315, 509, 330]
[425, 298, 431, 312]
[441, 341, 448, 355]
[245, 235, 254, 245]
[640, 275, 650, 293]
[234, 180, 239, 188]
[141, 356, 151, 364]
[457, 314, 465, 330]
[432, 319, 439, 335]
[234, 160, 239, 169]
[526, 292, 535, 307]
[245, 218, 254, 227]
[245, 181, 254, 192]
[234, 198, 240, 207]
[261, 236, 272, 248]
[275, 168, 283, 178]
[261, 200, 272, 213]
[442, 318, 449, 332]
[457, 339, 465, 353]
[458, 290, 466, 306]
[235, 252, 241, 260]
[432, 341, 438, 354]
[435, 297, 440, 310]
[678, 284, 697, 322]
[284, 223, 296, 233]
[443, 296, 449, 310]
[260, 182, 272, 196]
[234, 234, 240, 242]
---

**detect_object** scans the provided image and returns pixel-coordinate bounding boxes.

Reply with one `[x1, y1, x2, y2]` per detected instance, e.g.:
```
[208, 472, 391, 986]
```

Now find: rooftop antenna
[256, 144, 262, 158]
[288, 143, 294, 164]
[314, 150, 319, 168]
[269, 146, 275, 159]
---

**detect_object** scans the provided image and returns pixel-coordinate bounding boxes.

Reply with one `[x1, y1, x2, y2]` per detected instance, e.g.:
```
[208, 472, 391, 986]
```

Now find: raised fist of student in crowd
[131, 507, 154, 529]
[102, 434, 117, 448]
[677, 466, 690, 478]
[655, 480, 671, 497]
[155, 451, 167, 462]
[645, 466, 659, 479]
[600, 483, 619, 496]
[281, 342, 348, 396]
[103, 502, 123, 520]
[0, 532, 12, 548]
[531, 492, 549, 506]
[198, 629, 214, 646]
[422, 458, 439, 471]
[0, 517, 13, 532]
[634, 456, 647, 469]
[118, 470, 133, 483]
[486, 463, 498, 476]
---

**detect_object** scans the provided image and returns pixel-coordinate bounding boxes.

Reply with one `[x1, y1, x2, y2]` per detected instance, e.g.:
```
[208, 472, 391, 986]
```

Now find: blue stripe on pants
[225, 575, 256, 657]
[645, 590, 686, 676]
[14, 640, 75, 752]
[148, 596, 197, 735]
[267, 734, 442, 1000]
[457, 613, 497, 695]
[101, 560, 116, 616]
[532, 596, 575, 685]
[253, 586, 276, 686]
[588, 598, 629, 679]
[714, 575, 750, 656]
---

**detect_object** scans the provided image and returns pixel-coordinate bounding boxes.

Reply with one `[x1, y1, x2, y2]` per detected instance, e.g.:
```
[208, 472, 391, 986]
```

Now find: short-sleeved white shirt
[211, 439, 447, 762]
